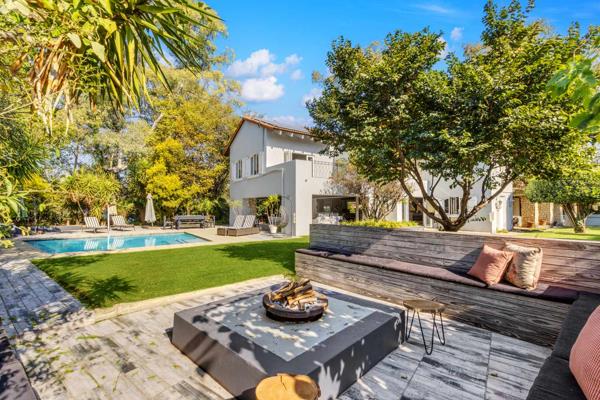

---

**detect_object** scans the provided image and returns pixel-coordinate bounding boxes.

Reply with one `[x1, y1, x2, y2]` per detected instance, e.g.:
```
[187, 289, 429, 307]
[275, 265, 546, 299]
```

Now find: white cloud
[415, 3, 455, 15]
[437, 37, 448, 59]
[291, 69, 304, 80]
[285, 54, 302, 65]
[227, 49, 272, 77]
[301, 88, 322, 105]
[241, 76, 284, 102]
[227, 49, 302, 78]
[450, 27, 463, 41]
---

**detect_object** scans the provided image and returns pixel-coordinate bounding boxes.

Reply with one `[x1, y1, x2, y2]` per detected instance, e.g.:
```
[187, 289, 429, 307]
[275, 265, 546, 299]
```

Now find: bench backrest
[309, 224, 600, 294]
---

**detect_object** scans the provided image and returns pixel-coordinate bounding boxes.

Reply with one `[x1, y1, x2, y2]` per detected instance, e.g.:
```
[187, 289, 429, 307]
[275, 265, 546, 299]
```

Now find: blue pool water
[26, 233, 206, 254]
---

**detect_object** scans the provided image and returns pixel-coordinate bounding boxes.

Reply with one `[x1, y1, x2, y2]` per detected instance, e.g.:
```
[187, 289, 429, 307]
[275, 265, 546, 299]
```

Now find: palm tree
[0, 0, 223, 131]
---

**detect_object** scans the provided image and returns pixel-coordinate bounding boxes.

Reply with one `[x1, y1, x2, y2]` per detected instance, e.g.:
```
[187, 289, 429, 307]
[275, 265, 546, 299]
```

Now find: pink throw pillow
[467, 245, 513, 285]
[570, 306, 600, 400]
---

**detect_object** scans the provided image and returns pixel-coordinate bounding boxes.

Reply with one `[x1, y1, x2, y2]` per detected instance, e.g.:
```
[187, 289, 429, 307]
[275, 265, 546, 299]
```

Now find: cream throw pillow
[504, 242, 543, 290]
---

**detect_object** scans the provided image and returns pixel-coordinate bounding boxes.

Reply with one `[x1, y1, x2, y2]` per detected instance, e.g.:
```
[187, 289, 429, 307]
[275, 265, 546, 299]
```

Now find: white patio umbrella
[145, 194, 156, 226]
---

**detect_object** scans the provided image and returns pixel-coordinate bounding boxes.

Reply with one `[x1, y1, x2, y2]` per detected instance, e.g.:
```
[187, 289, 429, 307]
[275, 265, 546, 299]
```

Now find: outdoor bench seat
[0, 327, 38, 400]
[294, 225, 600, 346]
[526, 292, 600, 400]
[296, 248, 579, 304]
[526, 356, 585, 400]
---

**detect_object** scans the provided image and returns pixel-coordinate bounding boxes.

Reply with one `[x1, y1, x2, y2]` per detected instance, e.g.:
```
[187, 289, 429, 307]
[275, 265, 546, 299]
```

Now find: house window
[444, 197, 460, 215]
[250, 154, 259, 175]
[235, 160, 243, 179]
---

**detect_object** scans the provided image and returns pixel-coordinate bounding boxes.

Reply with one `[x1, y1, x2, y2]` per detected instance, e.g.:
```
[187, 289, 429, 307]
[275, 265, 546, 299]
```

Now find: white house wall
[265, 131, 331, 167]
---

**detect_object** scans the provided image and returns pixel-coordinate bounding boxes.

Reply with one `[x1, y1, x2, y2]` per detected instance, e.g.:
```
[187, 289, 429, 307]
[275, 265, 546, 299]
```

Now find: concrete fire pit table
[171, 284, 404, 400]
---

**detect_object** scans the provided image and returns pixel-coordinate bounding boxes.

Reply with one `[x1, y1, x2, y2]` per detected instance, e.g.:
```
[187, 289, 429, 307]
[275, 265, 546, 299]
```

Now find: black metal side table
[403, 299, 446, 355]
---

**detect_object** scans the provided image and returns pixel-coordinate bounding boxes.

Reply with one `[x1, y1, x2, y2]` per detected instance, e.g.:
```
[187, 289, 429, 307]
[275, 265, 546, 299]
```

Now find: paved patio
[0, 256, 550, 400]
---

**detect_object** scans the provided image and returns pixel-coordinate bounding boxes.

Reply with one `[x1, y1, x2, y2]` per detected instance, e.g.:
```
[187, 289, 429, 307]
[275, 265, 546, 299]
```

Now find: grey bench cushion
[526, 356, 585, 400]
[552, 292, 600, 361]
[297, 248, 579, 304]
[0, 329, 38, 400]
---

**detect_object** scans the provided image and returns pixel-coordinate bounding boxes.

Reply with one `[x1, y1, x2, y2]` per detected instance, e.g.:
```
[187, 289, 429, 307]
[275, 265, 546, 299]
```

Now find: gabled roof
[224, 116, 316, 156]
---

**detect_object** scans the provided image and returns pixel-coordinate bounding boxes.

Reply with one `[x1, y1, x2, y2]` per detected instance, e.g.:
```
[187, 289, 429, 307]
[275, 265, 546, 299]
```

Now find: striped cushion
[232, 215, 244, 228]
[243, 215, 256, 228]
[570, 306, 600, 400]
[504, 242, 543, 290]
[84, 216, 100, 228]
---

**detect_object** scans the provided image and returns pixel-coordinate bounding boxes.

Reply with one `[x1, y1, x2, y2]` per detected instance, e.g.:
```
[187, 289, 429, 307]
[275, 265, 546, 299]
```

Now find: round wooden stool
[255, 374, 320, 400]
[403, 299, 446, 355]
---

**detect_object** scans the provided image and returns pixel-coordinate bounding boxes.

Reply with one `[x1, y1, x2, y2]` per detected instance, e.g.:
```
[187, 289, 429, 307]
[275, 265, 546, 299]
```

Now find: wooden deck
[15, 277, 550, 400]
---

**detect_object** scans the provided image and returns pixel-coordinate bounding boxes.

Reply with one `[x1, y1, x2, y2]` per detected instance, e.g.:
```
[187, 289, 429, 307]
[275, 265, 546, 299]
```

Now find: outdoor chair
[83, 216, 107, 233]
[111, 215, 135, 231]
[226, 215, 260, 237]
[217, 215, 244, 236]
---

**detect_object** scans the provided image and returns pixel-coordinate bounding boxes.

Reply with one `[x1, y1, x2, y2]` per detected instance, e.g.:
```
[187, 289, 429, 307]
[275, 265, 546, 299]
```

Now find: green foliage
[0, 171, 28, 247]
[60, 170, 120, 220]
[0, 0, 223, 129]
[328, 161, 406, 220]
[308, 0, 597, 232]
[525, 168, 600, 232]
[142, 68, 240, 218]
[341, 219, 418, 229]
[547, 53, 600, 139]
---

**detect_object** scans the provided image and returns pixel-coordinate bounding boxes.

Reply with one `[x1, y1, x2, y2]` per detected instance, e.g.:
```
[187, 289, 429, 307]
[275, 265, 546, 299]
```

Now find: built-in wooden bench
[295, 224, 600, 347]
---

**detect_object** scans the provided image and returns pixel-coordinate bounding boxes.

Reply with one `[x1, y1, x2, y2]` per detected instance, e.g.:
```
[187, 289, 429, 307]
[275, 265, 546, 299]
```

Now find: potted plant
[259, 195, 288, 234]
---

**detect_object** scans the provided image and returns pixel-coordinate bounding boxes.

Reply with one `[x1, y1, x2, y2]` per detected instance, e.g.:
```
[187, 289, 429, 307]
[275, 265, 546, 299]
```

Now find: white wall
[229, 121, 265, 175]
[265, 131, 331, 167]
[228, 120, 348, 235]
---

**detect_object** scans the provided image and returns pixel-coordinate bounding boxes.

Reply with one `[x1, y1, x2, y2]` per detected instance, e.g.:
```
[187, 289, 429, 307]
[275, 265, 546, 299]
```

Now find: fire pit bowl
[263, 292, 328, 323]
[263, 280, 328, 323]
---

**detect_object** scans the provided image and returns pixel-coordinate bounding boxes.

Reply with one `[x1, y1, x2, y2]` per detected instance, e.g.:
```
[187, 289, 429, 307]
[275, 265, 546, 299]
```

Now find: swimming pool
[26, 233, 207, 254]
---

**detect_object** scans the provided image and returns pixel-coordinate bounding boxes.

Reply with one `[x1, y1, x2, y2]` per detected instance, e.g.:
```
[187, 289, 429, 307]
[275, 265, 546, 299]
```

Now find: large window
[235, 160, 243, 179]
[444, 197, 460, 215]
[250, 154, 259, 175]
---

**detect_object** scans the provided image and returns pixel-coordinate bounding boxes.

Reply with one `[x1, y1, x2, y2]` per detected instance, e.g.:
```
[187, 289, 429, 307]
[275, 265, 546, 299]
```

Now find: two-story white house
[225, 116, 515, 235]
[225, 116, 358, 236]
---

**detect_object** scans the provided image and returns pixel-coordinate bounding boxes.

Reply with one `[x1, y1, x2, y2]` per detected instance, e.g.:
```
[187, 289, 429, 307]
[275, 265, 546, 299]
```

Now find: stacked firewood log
[270, 279, 318, 310]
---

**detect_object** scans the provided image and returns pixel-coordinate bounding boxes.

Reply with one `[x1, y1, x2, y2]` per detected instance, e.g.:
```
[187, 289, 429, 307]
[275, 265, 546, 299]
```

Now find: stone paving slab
[0, 257, 92, 339]
[10, 276, 550, 400]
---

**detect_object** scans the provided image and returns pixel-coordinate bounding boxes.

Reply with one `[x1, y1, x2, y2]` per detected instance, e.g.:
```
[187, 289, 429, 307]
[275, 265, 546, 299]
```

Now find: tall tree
[0, 0, 223, 131]
[308, 0, 597, 231]
[141, 68, 241, 217]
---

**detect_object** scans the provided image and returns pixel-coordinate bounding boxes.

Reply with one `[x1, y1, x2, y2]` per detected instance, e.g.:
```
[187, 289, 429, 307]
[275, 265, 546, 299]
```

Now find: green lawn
[514, 226, 600, 241]
[33, 237, 308, 309]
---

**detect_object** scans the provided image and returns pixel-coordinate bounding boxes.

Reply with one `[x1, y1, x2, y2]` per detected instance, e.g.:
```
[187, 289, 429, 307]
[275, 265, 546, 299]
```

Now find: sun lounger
[84, 216, 107, 233]
[217, 215, 244, 236]
[226, 215, 260, 237]
[111, 215, 135, 231]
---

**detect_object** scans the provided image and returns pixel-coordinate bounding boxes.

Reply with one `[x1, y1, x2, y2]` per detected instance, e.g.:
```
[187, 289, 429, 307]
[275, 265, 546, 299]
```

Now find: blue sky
[213, 0, 599, 128]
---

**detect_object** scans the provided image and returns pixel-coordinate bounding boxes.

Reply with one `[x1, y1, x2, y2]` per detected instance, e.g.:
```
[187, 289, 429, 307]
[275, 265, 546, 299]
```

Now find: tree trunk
[563, 203, 586, 233]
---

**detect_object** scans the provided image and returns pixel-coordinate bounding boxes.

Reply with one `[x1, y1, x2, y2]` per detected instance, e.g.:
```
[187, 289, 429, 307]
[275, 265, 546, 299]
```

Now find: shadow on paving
[215, 241, 301, 275]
